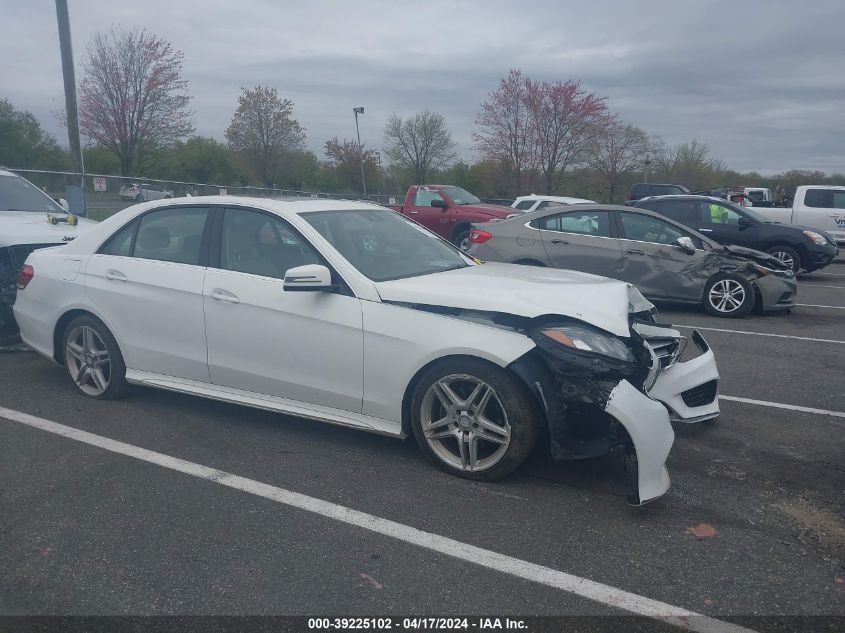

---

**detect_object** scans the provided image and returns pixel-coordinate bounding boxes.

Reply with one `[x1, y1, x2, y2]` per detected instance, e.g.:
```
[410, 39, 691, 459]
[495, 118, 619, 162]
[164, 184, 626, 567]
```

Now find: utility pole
[55, 0, 83, 181]
[353, 107, 367, 199]
[643, 155, 652, 183]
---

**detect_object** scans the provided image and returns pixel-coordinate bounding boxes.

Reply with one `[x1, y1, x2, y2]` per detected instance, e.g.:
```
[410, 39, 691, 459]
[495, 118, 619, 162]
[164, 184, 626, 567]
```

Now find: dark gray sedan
[467, 204, 797, 318]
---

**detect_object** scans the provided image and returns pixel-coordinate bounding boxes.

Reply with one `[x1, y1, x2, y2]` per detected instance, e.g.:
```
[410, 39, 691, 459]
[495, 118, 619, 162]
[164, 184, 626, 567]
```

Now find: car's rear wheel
[410, 358, 540, 480]
[62, 315, 129, 399]
[765, 245, 800, 273]
[703, 274, 755, 318]
[452, 227, 471, 251]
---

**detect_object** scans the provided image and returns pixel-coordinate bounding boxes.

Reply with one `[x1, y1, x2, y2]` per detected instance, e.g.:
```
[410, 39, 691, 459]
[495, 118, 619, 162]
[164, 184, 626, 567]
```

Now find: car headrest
[138, 225, 171, 250]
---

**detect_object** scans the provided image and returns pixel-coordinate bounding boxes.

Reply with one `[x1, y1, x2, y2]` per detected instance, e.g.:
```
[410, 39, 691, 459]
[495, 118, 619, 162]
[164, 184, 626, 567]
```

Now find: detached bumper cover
[647, 331, 720, 423]
[604, 379, 673, 505]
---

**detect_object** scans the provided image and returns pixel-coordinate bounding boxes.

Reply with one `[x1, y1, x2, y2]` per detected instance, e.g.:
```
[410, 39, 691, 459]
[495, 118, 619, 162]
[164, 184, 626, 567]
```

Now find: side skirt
[124, 369, 404, 438]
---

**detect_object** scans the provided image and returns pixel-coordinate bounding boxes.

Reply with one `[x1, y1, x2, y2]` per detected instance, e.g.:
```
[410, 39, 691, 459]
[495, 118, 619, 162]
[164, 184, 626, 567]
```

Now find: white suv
[512, 194, 596, 212]
[0, 170, 98, 343]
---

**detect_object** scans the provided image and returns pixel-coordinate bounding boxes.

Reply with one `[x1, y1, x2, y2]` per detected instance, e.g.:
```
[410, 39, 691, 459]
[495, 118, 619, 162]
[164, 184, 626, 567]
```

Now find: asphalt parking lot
[1, 262, 843, 632]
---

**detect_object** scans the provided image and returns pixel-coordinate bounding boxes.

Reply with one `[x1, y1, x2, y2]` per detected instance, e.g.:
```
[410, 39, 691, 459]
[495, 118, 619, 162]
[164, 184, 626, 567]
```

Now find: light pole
[643, 155, 652, 183]
[353, 106, 367, 199]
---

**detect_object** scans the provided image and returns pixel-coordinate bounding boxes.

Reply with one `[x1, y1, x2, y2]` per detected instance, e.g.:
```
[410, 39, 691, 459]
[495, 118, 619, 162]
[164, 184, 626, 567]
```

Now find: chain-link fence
[7, 169, 407, 221]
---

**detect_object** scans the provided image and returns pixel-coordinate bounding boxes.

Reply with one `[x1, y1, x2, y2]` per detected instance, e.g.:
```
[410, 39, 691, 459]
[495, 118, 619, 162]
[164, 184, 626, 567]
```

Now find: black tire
[702, 273, 755, 318]
[765, 245, 801, 273]
[452, 227, 471, 251]
[61, 315, 130, 400]
[409, 357, 540, 481]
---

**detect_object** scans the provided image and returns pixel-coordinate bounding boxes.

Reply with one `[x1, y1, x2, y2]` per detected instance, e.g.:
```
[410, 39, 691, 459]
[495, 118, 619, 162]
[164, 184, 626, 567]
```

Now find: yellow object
[46, 212, 78, 226]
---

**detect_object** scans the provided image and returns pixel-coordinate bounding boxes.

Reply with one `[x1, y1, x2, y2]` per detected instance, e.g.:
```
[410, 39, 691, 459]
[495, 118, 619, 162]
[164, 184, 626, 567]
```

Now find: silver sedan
[467, 204, 797, 318]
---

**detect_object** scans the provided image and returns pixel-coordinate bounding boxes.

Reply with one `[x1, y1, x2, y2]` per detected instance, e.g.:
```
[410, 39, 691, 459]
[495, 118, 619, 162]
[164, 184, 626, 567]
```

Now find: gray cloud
[1, 0, 843, 174]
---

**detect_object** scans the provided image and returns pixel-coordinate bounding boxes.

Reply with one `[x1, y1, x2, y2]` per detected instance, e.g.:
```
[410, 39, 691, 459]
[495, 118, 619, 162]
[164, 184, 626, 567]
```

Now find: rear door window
[133, 207, 209, 265]
[658, 199, 700, 226]
[534, 211, 612, 237]
[514, 200, 535, 210]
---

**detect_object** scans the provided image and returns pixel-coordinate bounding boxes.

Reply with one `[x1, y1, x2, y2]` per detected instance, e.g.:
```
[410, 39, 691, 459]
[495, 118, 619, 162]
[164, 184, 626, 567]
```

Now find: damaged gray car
[467, 204, 797, 318]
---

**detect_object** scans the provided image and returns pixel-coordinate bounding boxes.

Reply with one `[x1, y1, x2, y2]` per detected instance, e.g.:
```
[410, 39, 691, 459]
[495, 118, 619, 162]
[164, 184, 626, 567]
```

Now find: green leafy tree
[0, 100, 69, 170]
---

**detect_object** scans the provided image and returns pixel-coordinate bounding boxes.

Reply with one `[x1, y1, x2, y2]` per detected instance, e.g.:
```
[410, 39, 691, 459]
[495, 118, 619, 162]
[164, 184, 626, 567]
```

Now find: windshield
[441, 186, 481, 205]
[0, 174, 63, 213]
[303, 209, 470, 282]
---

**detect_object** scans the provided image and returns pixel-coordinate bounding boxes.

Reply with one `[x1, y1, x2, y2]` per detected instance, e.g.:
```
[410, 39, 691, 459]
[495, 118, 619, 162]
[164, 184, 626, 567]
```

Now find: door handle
[628, 249, 646, 255]
[698, 228, 713, 232]
[104, 269, 127, 281]
[209, 288, 240, 304]
[550, 239, 569, 245]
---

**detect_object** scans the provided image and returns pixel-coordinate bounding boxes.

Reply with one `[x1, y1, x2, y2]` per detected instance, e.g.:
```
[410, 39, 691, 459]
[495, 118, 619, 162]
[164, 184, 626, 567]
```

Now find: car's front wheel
[765, 245, 801, 273]
[62, 315, 129, 399]
[410, 358, 540, 480]
[703, 274, 755, 318]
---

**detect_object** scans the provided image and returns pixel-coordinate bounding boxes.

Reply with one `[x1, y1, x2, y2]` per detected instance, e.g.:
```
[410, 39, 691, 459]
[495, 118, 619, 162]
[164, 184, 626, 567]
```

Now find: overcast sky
[2, 0, 843, 174]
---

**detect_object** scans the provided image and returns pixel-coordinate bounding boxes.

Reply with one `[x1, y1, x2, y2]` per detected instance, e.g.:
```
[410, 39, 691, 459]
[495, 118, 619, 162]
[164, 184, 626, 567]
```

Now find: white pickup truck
[755, 185, 845, 248]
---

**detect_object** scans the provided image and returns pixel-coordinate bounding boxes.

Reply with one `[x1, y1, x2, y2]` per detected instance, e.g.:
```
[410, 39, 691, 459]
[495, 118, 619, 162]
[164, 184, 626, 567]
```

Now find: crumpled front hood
[720, 244, 790, 270]
[0, 211, 99, 247]
[375, 262, 640, 337]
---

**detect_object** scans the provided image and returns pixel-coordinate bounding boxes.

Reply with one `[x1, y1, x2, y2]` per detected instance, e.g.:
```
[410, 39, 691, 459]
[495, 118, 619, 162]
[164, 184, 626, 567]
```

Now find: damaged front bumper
[645, 329, 720, 424]
[604, 379, 673, 505]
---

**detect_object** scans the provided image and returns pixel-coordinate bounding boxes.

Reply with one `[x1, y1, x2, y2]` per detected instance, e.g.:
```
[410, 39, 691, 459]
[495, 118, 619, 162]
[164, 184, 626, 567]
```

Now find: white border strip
[0, 405, 754, 633]
[719, 395, 845, 419]
[674, 324, 845, 345]
[795, 303, 845, 310]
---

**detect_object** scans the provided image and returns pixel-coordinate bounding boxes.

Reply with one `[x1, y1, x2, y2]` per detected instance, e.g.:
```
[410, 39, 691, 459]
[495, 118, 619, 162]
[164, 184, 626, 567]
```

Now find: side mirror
[737, 216, 754, 229]
[675, 236, 696, 254]
[59, 198, 70, 212]
[283, 264, 334, 292]
[431, 198, 448, 210]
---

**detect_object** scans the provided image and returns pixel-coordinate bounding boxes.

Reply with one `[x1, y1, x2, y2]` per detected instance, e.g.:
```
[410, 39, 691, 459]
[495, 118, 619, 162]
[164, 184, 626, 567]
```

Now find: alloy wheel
[65, 325, 111, 396]
[420, 374, 511, 472]
[770, 249, 795, 271]
[708, 279, 746, 314]
[459, 236, 471, 251]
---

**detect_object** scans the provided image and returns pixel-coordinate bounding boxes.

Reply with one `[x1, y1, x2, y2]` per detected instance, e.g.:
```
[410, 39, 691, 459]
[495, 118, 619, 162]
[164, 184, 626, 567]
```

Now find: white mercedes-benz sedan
[13, 197, 720, 504]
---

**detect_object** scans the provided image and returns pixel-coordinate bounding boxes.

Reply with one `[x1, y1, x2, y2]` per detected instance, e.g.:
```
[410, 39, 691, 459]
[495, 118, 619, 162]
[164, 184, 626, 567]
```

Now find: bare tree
[324, 136, 379, 193]
[473, 69, 537, 195]
[225, 86, 305, 186]
[78, 28, 194, 176]
[654, 139, 724, 190]
[383, 110, 455, 183]
[527, 80, 608, 194]
[587, 122, 650, 202]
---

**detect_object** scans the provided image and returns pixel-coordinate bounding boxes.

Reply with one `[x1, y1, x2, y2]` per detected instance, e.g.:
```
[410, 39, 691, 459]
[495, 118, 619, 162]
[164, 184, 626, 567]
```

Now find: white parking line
[797, 284, 845, 290]
[794, 303, 845, 310]
[0, 406, 753, 633]
[673, 324, 845, 345]
[719, 396, 845, 419]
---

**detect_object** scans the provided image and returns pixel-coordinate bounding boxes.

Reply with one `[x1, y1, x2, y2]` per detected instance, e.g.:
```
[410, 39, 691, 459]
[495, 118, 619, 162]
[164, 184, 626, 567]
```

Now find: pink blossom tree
[78, 28, 194, 176]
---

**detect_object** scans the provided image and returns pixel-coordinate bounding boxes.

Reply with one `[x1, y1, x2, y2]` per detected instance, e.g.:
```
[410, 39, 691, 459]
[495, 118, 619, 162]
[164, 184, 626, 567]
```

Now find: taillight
[16, 264, 34, 289]
[470, 229, 493, 244]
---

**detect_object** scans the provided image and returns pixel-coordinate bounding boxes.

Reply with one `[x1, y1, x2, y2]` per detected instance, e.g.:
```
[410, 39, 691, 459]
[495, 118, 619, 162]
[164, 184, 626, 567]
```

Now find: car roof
[514, 194, 595, 204]
[138, 195, 391, 215]
[0, 170, 20, 178]
[634, 194, 724, 203]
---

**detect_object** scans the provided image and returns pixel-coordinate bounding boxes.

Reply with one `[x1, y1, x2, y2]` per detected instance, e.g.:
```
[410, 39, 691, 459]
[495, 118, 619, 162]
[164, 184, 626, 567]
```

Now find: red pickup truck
[387, 185, 517, 250]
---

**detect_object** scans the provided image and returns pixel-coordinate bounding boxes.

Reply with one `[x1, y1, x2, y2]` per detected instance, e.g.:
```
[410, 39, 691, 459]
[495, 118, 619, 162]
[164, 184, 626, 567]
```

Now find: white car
[14, 197, 721, 504]
[1, 170, 98, 343]
[512, 194, 596, 212]
[119, 183, 174, 202]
